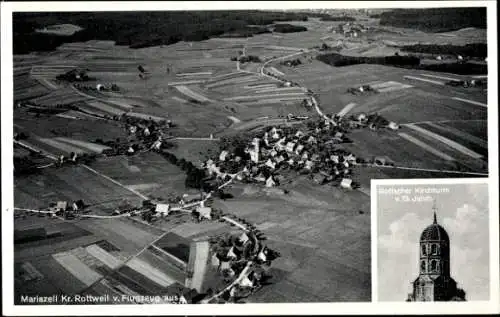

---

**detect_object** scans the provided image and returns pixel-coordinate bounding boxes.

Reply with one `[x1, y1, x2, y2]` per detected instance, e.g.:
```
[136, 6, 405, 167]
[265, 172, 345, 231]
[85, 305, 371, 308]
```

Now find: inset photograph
[374, 179, 489, 302]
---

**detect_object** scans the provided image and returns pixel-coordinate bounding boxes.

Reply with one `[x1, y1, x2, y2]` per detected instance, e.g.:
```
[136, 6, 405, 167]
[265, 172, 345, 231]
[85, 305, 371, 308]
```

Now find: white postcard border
[2, 1, 498, 315]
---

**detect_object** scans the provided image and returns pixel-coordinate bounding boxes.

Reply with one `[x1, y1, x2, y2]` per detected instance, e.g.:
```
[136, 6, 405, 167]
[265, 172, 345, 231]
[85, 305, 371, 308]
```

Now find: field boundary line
[420, 73, 460, 81]
[401, 119, 486, 125]
[174, 137, 220, 141]
[364, 164, 488, 176]
[452, 97, 487, 108]
[404, 75, 445, 85]
[425, 122, 488, 149]
[14, 140, 58, 161]
[80, 164, 149, 200]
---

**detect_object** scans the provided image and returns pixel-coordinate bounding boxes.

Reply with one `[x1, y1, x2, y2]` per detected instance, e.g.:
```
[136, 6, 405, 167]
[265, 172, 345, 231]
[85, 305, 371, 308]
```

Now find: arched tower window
[421, 244, 427, 256]
[430, 260, 439, 272]
[420, 260, 427, 273]
[431, 244, 437, 255]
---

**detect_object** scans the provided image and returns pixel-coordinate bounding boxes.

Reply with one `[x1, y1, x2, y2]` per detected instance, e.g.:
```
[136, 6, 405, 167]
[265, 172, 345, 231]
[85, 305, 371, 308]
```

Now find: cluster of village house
[208, 231, 272, 299]
[136, 197, 275, 302]
[97, 116, 171, 156]
[333, 22, 369, 38]
[202, 117, 365, 190]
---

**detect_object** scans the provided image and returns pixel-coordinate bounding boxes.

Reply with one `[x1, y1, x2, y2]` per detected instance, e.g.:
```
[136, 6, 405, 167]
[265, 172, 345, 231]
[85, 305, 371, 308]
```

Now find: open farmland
[11, 8, 490, 306]
[213, 180, 371, 302]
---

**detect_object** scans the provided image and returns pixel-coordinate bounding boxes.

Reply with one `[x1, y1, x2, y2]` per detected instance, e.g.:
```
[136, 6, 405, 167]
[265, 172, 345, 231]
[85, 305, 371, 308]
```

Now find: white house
[357, 113, 367, 121]
[238, 232, 250, 244]
[295, 144, 304, 155]
[211, 253, 220, 267]
[56, 201, 68, 211]
[219, 261, 235, 277]
[152, 140, 162, 150]
[340, 178, 353, 189]
[305, 160, 314, 170]
[257, 249, 267, 262]
[286, 142, 296, 153]
[178, 295, 188, 304]
[388, 121, 400, 130]
[265, 176, 276, 187]
[346, 153, 357, 164]
[155, 203, 170, 215]
[219, 150, 229, 161]
[227, 247, 238, 260]
[197, 206, 212, 220]
[238, 275, 254, 288]
[249, 149, 259, 163]
[307, 136, 317, 144]
[255, 173, 267, 182]
[265, 159, 276, 170]
[295, 131, 305, 138]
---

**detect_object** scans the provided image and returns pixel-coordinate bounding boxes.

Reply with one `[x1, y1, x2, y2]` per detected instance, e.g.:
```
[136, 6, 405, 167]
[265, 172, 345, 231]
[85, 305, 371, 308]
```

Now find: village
[10, 7, 488, 306]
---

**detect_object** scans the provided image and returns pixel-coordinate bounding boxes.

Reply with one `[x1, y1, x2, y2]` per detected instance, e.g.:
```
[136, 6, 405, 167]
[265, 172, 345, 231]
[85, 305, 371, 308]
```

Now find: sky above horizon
[376, 182, 490, 302]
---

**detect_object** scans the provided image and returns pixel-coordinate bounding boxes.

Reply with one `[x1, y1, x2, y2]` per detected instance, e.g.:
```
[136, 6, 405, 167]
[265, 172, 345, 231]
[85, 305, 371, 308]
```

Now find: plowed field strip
[398, 133, 455, 161]
[126, 257, 175, 287]
[52, 252, 102, 286]
[225, 92, 306, 101]
[86, 244, 123, 269]
[405, 124, 483, 159]
[54, 137, 111, 153]
[337, 103, 357, 117]
[404, 75, 445, 85]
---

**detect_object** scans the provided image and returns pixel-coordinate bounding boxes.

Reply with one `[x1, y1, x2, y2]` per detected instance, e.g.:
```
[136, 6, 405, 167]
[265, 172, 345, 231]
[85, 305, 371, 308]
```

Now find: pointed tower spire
[432, 199, 437, 224]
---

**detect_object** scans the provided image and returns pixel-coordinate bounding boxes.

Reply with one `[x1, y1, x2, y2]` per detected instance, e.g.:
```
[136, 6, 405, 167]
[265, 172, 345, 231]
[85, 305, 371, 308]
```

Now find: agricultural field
[85, 152, 189, 200]
[213, 178, 371, 302]
[11, 8, 489, 306]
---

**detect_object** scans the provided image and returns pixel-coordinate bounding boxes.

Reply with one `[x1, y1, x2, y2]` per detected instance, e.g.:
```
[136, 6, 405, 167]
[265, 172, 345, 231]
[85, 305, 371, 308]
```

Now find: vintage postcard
[2, 1, 498, 315]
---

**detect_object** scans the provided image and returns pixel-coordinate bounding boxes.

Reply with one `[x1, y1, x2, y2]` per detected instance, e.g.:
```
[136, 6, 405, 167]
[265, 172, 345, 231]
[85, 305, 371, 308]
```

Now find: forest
[320, 16, 356, 22]
[401, 43, 487, 59]
[378, 8, 486, 32]
[317, 53, 487, 75]
[14, 11, 312, 53]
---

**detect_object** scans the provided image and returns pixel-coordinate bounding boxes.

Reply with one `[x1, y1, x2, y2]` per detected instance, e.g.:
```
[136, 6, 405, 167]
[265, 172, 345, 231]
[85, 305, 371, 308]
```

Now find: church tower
[406, 201, 466, 302]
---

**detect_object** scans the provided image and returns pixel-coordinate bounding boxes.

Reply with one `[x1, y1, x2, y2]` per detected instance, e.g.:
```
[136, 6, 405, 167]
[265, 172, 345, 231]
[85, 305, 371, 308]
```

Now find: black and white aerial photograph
[1, 1, 497, 314]
[375, 180, 490, 302]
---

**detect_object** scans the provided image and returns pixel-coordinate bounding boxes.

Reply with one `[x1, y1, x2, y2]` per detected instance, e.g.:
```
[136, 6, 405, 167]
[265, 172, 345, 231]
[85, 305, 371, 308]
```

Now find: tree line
[378, 8, 486, 32]
[317, 52, 487, 75]
[14, 11, 313, 54]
